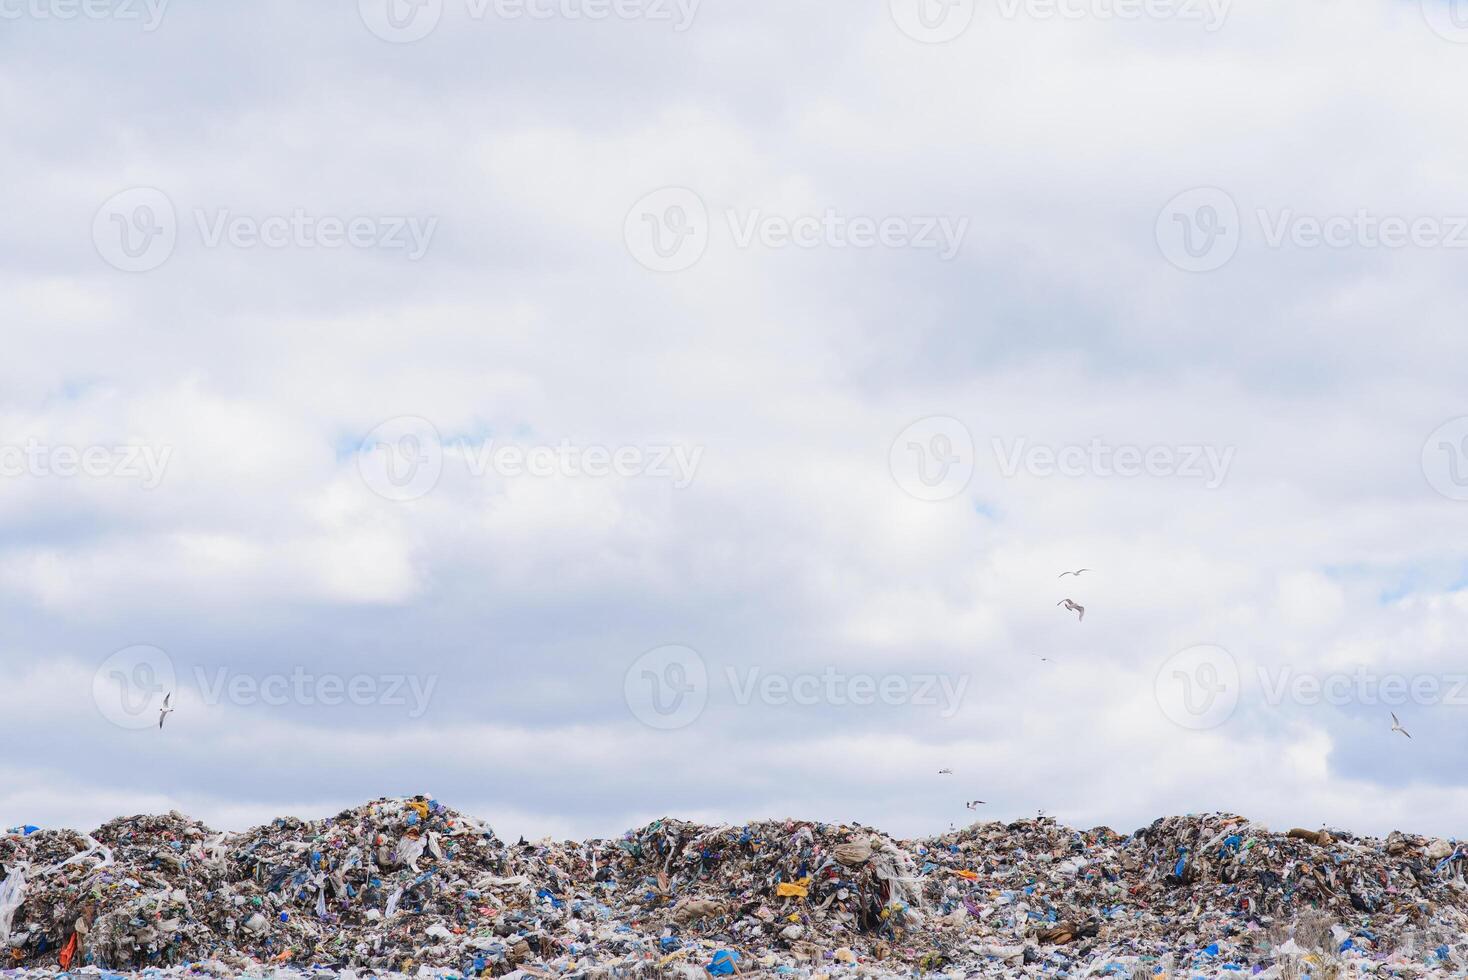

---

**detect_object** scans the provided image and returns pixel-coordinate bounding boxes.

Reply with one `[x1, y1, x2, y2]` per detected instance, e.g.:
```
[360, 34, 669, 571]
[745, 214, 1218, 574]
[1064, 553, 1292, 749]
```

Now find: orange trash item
[58, 935, 78, 970]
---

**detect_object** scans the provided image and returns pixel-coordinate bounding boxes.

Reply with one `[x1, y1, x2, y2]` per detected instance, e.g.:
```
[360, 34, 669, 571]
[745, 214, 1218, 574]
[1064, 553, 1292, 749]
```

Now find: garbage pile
[6, 800, 1468, 977]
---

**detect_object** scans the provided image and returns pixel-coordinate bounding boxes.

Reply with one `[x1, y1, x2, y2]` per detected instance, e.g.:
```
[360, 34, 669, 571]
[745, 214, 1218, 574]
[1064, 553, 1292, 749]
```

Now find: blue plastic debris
[708, 949, 740, 975]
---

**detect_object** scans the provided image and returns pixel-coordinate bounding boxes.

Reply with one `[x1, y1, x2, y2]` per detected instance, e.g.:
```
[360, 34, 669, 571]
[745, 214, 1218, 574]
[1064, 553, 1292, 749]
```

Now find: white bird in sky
[1391, 712, 1412, 739]
[938, 768, 953, 775]
[1057, 598, 1085, 622]
[1058, 568, 1091, 578]
[965, 800, 987, 810]
[159, 692, 174, 730]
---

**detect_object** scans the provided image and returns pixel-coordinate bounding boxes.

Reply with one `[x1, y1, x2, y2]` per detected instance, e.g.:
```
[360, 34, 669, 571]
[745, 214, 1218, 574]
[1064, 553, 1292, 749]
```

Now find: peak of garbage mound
[3, 798, 1467, 977]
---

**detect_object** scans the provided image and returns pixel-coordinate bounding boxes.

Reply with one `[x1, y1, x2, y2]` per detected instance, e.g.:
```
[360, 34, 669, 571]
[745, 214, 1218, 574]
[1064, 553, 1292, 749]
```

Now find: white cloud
[1, 0, 1466, 845]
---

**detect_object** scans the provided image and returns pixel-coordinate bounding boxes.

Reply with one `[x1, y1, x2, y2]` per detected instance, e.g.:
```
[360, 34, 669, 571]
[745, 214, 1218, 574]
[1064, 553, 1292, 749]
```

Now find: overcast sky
[5, 0, 1468, 843]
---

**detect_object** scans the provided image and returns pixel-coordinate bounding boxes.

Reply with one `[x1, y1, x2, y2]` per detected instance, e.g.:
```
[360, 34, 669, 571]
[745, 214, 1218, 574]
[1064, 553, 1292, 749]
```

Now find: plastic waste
[0, 801, 1465, 977]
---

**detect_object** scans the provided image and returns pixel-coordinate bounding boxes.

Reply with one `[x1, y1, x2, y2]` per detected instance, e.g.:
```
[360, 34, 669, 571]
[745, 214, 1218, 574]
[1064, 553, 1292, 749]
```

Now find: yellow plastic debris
[775, 877, 810, 898]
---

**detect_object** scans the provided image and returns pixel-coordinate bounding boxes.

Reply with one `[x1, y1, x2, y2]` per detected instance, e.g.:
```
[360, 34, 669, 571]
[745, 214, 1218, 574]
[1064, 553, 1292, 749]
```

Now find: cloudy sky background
[5, 0, 1468, 843]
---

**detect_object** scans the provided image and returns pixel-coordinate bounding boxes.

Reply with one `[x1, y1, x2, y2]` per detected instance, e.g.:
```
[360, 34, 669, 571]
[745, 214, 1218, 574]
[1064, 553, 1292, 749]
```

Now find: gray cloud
[3, 0, 1468, 845]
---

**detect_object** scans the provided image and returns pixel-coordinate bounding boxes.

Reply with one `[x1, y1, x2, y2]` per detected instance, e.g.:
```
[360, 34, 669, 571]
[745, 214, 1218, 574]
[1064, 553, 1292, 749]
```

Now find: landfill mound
[4, 799, 1468, 977]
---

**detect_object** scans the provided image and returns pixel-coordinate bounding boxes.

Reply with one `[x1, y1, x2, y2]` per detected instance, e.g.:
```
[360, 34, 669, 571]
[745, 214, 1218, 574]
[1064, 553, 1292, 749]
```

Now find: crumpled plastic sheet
[0, 863, 26, 944]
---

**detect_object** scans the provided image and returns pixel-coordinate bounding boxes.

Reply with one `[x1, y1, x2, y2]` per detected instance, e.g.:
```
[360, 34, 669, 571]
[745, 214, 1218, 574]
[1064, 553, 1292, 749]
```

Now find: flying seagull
[1391, 712, 1412, 739]
[1058, 568, 1091, 578]
[158, 692, 174, 730]
[965, 800, 986, 810]
[938, 768, 953, 775]
[1057, 598, 1085, 622]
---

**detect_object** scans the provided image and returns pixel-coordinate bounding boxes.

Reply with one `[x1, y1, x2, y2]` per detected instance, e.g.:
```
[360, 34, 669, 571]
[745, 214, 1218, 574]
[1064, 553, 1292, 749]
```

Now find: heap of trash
[5, 798, 1468, 978]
